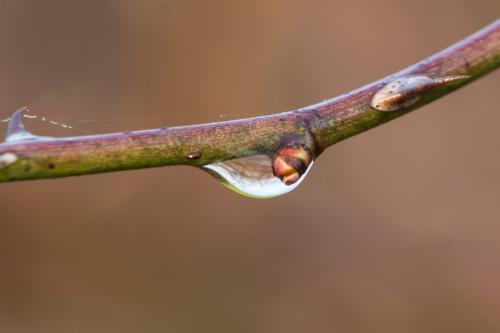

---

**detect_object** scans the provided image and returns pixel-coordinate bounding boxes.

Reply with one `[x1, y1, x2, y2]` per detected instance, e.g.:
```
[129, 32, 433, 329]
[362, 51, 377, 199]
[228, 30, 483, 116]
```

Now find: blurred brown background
[0, 1, 499, 332]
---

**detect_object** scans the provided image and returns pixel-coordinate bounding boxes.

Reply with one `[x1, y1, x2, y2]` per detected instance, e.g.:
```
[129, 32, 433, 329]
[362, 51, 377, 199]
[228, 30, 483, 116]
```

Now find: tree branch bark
[0, 20, 499, 184]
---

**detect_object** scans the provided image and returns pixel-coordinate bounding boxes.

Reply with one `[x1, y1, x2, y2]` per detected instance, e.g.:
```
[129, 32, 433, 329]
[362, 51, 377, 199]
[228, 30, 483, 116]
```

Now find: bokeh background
[0, 1, 499, 332]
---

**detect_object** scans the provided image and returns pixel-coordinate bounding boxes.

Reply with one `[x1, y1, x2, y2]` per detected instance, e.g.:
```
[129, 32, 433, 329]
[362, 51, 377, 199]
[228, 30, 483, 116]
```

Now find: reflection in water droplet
[203, 155, 313, 199]
[272, 145, 312, 185]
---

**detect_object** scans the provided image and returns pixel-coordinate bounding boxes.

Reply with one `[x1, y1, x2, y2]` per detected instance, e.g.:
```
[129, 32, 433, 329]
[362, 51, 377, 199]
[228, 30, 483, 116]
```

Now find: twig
[0, 20, 499, 196]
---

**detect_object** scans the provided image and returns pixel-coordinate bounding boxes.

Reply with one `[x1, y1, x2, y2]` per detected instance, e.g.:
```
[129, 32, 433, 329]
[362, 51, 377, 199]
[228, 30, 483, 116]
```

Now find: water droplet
[371, 75, 468, 112]
[203, 155, 313, 199]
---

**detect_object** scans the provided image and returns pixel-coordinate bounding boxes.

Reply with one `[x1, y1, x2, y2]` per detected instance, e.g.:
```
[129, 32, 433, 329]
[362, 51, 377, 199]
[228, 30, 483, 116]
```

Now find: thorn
[6, 106, 30, 141]
[370, 75, 469, 112]
[4, 106, 53, 143]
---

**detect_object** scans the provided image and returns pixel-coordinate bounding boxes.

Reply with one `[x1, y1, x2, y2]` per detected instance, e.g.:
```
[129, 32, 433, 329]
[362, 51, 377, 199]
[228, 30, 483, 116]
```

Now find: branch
[1, 20, 499, 198]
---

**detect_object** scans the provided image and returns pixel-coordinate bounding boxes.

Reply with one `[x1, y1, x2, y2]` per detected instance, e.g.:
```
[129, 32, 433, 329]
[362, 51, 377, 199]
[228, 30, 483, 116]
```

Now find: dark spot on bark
[462, 57, 470, 69]
[187, 152, 202, 160]
[133, 137, 146, 144]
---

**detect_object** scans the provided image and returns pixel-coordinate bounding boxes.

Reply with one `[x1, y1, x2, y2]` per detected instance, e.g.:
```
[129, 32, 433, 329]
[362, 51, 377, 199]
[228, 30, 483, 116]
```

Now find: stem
[1, 20, 499, 183]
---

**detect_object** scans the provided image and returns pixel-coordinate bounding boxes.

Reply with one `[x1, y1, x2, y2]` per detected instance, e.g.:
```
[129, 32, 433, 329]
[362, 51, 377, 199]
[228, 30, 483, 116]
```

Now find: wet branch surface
[0, 20, 499, 188]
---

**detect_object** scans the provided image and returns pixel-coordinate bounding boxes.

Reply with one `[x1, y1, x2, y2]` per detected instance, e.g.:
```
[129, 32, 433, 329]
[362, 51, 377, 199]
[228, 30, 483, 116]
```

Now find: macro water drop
[203, 154, 314, 199]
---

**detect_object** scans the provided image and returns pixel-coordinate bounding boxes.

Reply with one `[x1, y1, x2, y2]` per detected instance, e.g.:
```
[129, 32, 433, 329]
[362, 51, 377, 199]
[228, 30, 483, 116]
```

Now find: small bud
[0, 153, 18, 170]
[371, 75, 469, 112]
[272, 145, 312, 185]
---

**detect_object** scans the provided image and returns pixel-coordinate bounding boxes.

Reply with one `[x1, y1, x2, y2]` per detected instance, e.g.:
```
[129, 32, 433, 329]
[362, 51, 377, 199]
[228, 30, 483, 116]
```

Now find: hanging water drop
[203, 154, 313, 199]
